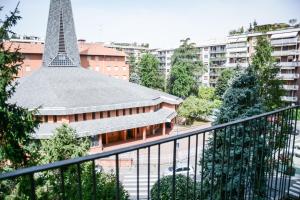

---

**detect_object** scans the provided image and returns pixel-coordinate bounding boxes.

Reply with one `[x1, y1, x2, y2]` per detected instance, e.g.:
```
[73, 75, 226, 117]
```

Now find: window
[100, 112, 103, 118]
[53, 116, 57, 123]
[137, 108, 139, 114]
[123, 109, 126, 115]
[107, 66, 111, 71]
[90, 135, 99, 147]
[92, 112, 96, 119]
[44, 116, 48, 122]
[116, 110, 119, 116]
[114, 66, 119, 71]
[107, 111, 111, 118]
[143, 107, 146, 113]
[75, 114, 78, 122]
[130, 108, 132, 115]
[122, 66, 126, 71]
[83, 113, 87, 120]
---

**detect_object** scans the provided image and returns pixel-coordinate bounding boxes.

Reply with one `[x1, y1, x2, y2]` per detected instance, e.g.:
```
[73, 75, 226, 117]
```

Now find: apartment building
[5, 39, 129, 80]
[155, 48, 174, 80]
[247, 28, 300, 103]
[197, 41, 227, 87]
[104, 42, 149, 64]
[226, 35, 249, 68]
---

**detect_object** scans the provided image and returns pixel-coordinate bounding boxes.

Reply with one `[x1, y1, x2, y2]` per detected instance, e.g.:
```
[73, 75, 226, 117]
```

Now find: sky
[1, 0, 300, 48]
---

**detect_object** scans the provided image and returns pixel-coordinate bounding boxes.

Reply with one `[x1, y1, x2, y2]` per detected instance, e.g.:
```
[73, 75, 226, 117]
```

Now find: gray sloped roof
[10, 67, 182, 115]
[33, 108, 177, 139]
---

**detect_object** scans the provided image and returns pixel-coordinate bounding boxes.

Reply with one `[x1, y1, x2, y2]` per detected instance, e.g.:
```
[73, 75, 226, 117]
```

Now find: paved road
[287, 176, 300, 198]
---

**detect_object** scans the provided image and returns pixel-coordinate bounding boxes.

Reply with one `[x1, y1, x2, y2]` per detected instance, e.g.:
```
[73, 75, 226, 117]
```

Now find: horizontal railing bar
[0, 105, 298, 180]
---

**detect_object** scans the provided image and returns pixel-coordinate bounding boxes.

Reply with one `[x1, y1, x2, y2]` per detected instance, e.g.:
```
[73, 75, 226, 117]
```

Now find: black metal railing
[0, 106, 299, 200]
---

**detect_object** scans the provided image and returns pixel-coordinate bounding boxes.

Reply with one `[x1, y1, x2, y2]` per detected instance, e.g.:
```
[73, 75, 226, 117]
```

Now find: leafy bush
[151, 174, 197, 200]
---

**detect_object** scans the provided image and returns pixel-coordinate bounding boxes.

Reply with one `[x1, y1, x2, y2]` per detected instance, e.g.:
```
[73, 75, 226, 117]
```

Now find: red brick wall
[18, 53, 129, 80]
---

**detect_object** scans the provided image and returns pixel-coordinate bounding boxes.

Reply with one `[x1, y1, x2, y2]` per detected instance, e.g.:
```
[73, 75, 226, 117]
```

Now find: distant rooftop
[5, 41, 126, 57]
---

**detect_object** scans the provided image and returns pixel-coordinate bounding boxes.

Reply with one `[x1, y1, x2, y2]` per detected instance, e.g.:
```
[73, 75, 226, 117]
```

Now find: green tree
[151, 175, 197, 200]
[288, 18, 297, 26]
[202, 68, 268, 200]
[36, 124, 129, 200]
[251, 36, 284, 110]
[0, 4, 39, 171]
[138, 53, 164, 90]
[178, 87, 221, 125]
[168, 62, 194, 98]
[168, 38, 205, 98]
[40, 124, 89, 163]
[198, 86, 215, 101]
[201, 37, 285, 199]
[0, 5, 41, 199]
[215, 68, 236, 99]
[128, 54, 140, 84]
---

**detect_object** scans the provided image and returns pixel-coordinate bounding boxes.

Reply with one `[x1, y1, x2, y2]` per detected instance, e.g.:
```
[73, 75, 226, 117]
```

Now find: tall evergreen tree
[168, 38, 205, 98]
[0, 5, 41, 199]
[0, 4, 39, 171]
[215, 68, 236, 99]
[202, 68, 268, 200]
[252, 36, 284, 110]
[201, 37, 285, 200]
[138, 53, 164, 90]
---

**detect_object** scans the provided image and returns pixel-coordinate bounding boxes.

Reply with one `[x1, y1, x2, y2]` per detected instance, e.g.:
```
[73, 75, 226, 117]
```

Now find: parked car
[163, 163, 194, 177]
[288, 144, 300, 158]
[294, 145, 300, 157]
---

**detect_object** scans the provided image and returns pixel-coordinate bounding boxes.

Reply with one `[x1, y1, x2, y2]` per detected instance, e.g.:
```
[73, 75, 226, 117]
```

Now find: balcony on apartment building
[210, 49, 226, 54]
[281, 96, 298, 102]
[278, 61, 300, 68]
[227, 62, 249, 68]
[226, 42, 248, 49]
[277, 73, 300, 80]
[282, 84, 299, 90]
[271, 38, 299, 46]
[209, 72, 219, 76]
[228, 52, 249, 58]
[0, 106, 299, 199]
[210, 56, 226, 61]
[272, 49, 300, 57]
[210, 65, 227, 69]
[227, 47, 248, 53]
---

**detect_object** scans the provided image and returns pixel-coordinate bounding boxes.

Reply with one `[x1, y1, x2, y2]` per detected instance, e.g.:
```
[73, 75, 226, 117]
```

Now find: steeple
[42, 0, 80, 67]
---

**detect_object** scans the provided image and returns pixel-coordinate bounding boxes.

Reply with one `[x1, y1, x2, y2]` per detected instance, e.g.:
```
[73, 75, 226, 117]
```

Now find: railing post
[92, 160, 97, 200]
[29, 173, 36, 200]
[172, 139, 177, 200]
[194, 134, 198, 200]
[77, 163, 83, 200]
[115, 154, 120, 200]
[60, 168, 66, 200]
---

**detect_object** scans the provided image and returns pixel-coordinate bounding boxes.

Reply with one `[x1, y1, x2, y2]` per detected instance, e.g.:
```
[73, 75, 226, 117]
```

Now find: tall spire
[42, 0, 80, 67]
